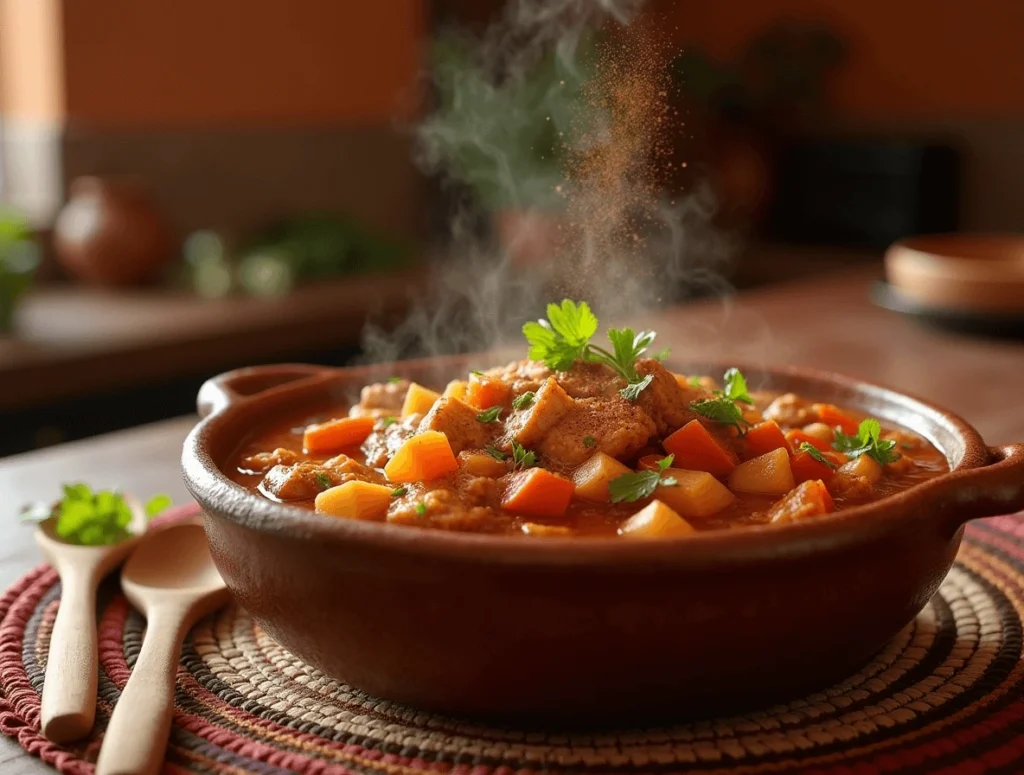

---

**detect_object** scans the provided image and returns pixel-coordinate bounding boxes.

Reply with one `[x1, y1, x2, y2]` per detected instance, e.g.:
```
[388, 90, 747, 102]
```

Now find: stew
[228, 302, 948, 537]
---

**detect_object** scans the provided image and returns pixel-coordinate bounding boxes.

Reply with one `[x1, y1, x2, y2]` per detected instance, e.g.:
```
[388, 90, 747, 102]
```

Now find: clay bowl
[885, 233, 1024, 315]
[182, 359, 1024, 725]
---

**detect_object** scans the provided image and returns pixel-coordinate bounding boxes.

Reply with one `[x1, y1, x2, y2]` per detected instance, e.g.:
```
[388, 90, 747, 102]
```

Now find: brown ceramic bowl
[182, 359, 1024, 725]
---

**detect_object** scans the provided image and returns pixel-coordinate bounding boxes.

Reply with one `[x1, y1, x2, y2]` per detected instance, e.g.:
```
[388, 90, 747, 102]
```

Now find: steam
[360, 0, 739, 368]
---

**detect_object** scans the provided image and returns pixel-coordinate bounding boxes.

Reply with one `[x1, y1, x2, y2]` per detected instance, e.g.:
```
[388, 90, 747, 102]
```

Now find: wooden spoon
[34, 514, 143, 743]
[96, 523, 229, 775]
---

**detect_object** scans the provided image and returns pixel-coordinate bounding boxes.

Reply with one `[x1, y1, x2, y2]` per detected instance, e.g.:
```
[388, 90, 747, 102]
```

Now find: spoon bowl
[96, 523, 228, 775]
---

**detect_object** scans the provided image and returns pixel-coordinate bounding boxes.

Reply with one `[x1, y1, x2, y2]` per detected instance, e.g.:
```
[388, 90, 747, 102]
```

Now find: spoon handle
[96, 608, 185, 775]
[40, 570, 98, 743]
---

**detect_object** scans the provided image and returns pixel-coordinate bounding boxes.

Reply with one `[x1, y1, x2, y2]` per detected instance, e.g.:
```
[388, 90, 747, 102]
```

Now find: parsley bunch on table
[24, 484, 172, 546]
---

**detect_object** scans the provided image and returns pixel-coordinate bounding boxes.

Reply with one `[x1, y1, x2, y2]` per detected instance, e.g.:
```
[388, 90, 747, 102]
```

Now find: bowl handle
[936, 443, 1024, 527]
[197, 364, 333, 418]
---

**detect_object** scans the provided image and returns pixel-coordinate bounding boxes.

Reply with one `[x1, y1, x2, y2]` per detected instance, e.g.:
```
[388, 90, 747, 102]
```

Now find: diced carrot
[401, 383, 441, 418]
[819, 482, 836, 513]
[741, 420, 789, 460]
[384, 431, 459, 483]
[636, 454, 664, 471]
[812, 403, 860, 435]
[501, 468, 575, 518]
[790, 450, 837, 484]
[785, 429, 832, 453]
[662, 420, 738, 477]
[459, 450, 508, 478]
[303, 416, 375, 454]
[465, 375, 511, 409]
[767, 479, 835, 524]
[315, 481, 393, 520]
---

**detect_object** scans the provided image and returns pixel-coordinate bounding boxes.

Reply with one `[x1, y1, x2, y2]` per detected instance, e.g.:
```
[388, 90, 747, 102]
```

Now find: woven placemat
[4, 507, 1024, 775]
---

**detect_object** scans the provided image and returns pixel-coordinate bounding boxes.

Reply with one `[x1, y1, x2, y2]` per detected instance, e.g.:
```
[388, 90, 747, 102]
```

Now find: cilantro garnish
[470, 370, 485, 376]
[314, 472, 332, 490]
[476, 406, 502, 423]
[688, 376, 703, 388]
[512, 391, 535, 410]
[608, 455, 677, 503]
[381, 416, 398, 427]
[798, 442, 838, 470]
[521, 300, 660, 401]
[652, 347, 671, 362]
[689, 367, 753, 434]
[485, 444, 507, 461]
[832, 419, 901, 465]
[387, 377, 402, 384]
[511, 441, 536, 471]
[392, 486, 408, 497]
[34, 484, 172, 546]
[415, 502, 427, 516]
[583, 435, 596, 448]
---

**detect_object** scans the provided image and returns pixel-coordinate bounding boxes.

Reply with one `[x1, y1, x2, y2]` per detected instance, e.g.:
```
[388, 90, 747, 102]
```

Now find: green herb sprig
[512, 391, 535, 410]
[608, 455, 678, 503]
[27, 484, 172, 546]
[832, 419, 901, 465]
[511, 441, 536, 471]
[521, 300, 659, 401]
[798, 442, 838, 469]
[476, 406, 502, 423]
[689, 367, 754, 435]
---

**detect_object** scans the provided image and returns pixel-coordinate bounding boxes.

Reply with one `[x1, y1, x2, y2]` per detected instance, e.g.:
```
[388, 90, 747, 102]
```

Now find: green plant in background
[421, 32, 598, 212]
[184, 213, 413, 299]
[21, 483, 172, 546]
[0, 209, 41, 333]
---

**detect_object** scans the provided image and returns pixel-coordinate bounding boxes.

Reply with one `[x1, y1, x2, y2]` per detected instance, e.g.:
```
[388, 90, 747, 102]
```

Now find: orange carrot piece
[818, 481, 836, 513]
[785, 429, 832, 453]
[465, 374, 511, 409]
[662, 420, 738, 477]
[303, 416, 375, 453]
[813, 403, 860, 435]
[636, 454, 664, 471]
[501, 468, 575, 519]
[741, 420, 789, 460]
[384, 431, 459, 483]
[790, 450, 837, 484]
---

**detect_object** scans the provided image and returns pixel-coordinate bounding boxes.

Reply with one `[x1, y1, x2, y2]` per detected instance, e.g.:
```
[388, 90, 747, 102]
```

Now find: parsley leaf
[387, 376, 402, 384]
[314, 472, 332, 490]
[522, 300, 598, 371]
[722, 367, 754, 405]
[798, 442, 838, 470]
[511, 441, 536, 471]
[652, 347, 671, 362]
[688, 376, 703, 388]
[512, 391, 535, 410]
[391, 486, 408, 497]
[690, 397, 750, 434]
[415, 502, 427, 516]
[470, 370, 484, 376]
[832, 418, 901, 464]
[583, 435, 596, 448]
[619, 373, 654, 401]
[381, 416, 398, 427]
[41, 484, 172, 546]
[608, 456, 677, 503]
[587, 327, 658, 400]
[485, 444, 507, 461]
[476, 406, 502, 423]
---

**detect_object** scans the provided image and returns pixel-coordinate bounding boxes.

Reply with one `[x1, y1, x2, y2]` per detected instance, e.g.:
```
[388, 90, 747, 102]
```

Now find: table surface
[1, 266, 1022, 771]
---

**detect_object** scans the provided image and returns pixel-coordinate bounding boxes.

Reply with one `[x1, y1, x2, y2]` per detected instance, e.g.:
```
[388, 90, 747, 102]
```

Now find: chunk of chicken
[417, 397, 495, 455]
[361, 414, 420, 468]
[556, 362, 624, 399]
[238, 448, 303, 475]
[536, 396, 656, 469]
[482, 360, 552, 396]
[350, 379, 409, 415]
[260, 455, 383, 501]
[764, 393, 815, 427]
[635, 358, 703, 435]
[505, 377, 575, 447]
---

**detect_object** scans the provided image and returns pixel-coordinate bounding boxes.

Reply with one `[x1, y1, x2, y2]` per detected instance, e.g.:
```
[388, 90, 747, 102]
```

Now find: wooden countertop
[1, 266, 1022, 771]
[0, 265, 427, 412]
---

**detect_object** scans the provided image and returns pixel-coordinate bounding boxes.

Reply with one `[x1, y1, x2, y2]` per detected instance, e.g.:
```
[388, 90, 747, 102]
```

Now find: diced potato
[801, 422, 834, 442]
[459, 450, 508, 478]
[655, 468, 736, 518]
[837, 454, 883, 483]
[619, 500, 695, 538]
[572, 452, 632, 503]
[315, 481, 393, 520]
[401, 383, 441, 418]
[443, 380, 468, 401]
[728, 448, 795, 495]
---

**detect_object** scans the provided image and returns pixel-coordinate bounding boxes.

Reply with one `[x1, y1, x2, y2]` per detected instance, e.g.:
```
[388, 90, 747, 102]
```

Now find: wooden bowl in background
[885, 234, 1024, 315]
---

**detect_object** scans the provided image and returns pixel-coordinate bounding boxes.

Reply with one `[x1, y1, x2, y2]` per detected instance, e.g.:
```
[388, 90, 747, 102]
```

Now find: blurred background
[0, 0, 1021, 456]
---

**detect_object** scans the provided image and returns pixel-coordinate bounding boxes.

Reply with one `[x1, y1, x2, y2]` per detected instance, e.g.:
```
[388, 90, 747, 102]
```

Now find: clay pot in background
[53, 176, 175, 287]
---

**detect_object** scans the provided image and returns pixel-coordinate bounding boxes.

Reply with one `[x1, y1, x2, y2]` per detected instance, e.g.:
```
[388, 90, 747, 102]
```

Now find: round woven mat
[4, 510, 1024, 775]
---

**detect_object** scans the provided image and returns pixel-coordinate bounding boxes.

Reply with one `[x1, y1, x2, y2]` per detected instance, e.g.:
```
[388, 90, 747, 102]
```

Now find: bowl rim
[182, 357, 994, 569]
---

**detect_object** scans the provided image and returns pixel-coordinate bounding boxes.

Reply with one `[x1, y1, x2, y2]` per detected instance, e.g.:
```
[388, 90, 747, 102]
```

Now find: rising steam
[360, 0, 738, 368]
